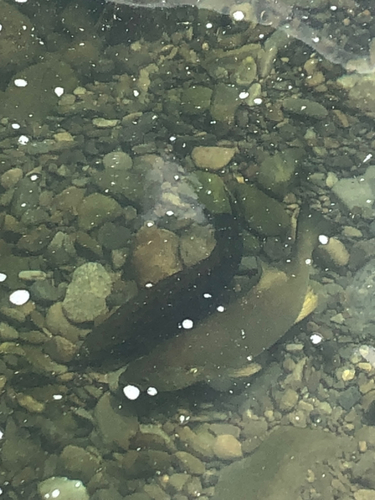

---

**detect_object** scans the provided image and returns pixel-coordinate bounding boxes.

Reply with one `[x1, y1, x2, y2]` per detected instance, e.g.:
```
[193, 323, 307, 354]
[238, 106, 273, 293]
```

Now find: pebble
[38, 477, 89, 500]
[279, 388, 299, 412]
[173, 451, 205, 475]
[16, 393, 45, 413]
[354, 490, 375, 500]
[1, 167, 23, 189]
[212, 434, 242, 460]
[341, 368, 356, 382]
[282, 97, 328, 119]
[191, 146, 236, 171]
[62, 262, 112, 323]
[18, 270, 47, 281]
[343, 226, 363, 238]
[92, 118, 119, 128]
[317, 237, 350, 267]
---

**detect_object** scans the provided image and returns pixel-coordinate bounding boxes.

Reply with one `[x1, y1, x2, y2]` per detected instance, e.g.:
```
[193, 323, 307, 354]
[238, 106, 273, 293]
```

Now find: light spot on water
[9, 289, 30, 306]
[182, 318, 194, 329]
[147, 387, 158, 396]
[310, 333, 323, 345]
[123, 385, 140, 400]
[318, 234, 329, 245]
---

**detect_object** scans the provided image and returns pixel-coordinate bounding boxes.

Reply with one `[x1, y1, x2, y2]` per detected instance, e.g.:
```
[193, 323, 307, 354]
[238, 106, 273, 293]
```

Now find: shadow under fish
[118, 206, 334, 399]
[106, 0, 375, 74]
[76, 209, 243, 368]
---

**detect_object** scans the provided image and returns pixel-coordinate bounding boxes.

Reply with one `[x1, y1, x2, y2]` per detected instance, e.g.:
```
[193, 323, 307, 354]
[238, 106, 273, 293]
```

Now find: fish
[119, 206, 333, 397]
[106, 0, 375, 74]
[76, 210, 243, 367]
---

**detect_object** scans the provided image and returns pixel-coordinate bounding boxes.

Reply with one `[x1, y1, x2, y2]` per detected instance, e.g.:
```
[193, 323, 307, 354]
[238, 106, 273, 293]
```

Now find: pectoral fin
[294, 286, 318, 324]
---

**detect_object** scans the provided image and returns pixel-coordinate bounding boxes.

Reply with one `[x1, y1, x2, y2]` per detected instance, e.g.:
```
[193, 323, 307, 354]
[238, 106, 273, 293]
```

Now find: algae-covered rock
[233, 183, 290, 236]
[257, 149, 304, 198]
[210, 83, 241, 124]
[180, 85, 213, 115]
[282, 97, 328, 119]
[192, 146, 236, 171]
[132, 225, 183, 286]
[233, 56, 257, 86]
[338, 73, 375, 118]
[77, 193, 123, 231]
[194, 171, 232, 214]
[1, 59, 78, 123]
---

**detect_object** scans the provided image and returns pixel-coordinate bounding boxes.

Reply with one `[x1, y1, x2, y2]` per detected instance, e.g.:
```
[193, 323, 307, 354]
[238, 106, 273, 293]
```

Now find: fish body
[77, 211, 242, 367]
[119, 207, 332, 395]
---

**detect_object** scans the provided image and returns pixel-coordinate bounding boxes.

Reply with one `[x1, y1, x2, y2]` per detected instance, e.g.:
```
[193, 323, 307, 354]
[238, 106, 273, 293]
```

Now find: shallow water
[107, 0, 375, 73]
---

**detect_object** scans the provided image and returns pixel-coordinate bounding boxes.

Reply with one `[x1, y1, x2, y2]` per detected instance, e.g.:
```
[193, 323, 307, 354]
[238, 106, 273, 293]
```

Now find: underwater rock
[38, 477, 89, 500]
[62, 263, 112, 323]
[192, 146, 236, 172]
[132, 225, 183, 286]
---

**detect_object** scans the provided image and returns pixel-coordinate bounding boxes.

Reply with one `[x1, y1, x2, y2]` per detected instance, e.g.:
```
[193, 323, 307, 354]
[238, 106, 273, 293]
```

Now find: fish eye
[259, 10, 274, 26]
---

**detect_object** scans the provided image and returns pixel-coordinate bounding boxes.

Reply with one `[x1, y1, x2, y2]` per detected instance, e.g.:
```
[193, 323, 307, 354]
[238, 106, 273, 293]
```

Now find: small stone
[325, 171, 338, 188]
[354, 489, 375, 500]
[285, 343, 304, 352]
[213, 434, 242, 460]
[330, 313, 345, 324]
[279, 388, 299, 412]
[317, 237, 350, 267]
[44, 335, 77, 363]
[174, 451, 205, 475]
[343, 226, 363, 238]
[282, 97, 328, 119]
[358, 362, 373, 372]
[360, 380, 375, 395]
[192, 146, 236, 171]
[16, 393, 45, 413]
[77, 193, 123, 231]
[62, 262, 112, 323]
[341, 368, 356, 382]
[1, 167, 23, 189]
[288, 409, 307, 428]
[92, 118, 119, 128]
[18, 270, 47, 281]
[54, 131, 74, 142]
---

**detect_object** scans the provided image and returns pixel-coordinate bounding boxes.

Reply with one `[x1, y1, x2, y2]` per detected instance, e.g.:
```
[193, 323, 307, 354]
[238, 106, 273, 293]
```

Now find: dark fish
[119, 207, 333, 396]
[76, 210, 243, 367]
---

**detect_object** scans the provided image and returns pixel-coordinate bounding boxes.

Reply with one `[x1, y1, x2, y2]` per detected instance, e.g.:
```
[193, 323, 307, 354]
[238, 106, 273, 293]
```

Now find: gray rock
[94, 392, 139, 450]
[77, 193, 123, 231]
[352, 451, 375, 489]
[337, 386, 361, 411]
[62, 262, 112, 323]
[282, 97, 328, 119]
[58, 445, 101, 484]
[173, 451, 206, 475]
[38, 477, 89, 500]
